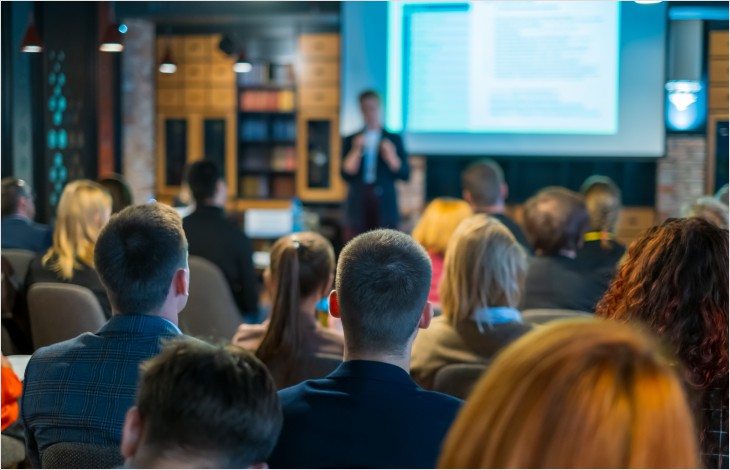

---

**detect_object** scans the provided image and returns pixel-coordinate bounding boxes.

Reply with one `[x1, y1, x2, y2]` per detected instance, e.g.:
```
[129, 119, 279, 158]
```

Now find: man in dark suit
[341, 90, 409, 240]
[182, 161, 259, 319]
[268, 229, 462, 469]
[462, 160, 531, 252]
[1, 177, 52, 253]
[20, 203, 189, 468]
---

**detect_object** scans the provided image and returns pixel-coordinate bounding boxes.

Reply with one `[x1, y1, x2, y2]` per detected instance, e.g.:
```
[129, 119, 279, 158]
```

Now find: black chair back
[432, 363, 489, 400]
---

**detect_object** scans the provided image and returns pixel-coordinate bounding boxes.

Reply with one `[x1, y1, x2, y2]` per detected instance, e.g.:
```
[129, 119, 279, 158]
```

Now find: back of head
[44, 180, 113, 280]
[130, 339, 282, 468]
[461, 160, 505, 207]
[335, 229, 431, 355]
[596, 217, 729, 393]
[98, 174, 133, 214]
[412, 198, 473, 256]
[1, 177, 31, 217]
[185, 161, 220, 203]
[256, 232, 335, 365]
[523, 186, 589, 256]
[440, 214, 527, 324]
[94, 203, 188, 315]
[439, 319, 698, 468]
[681, 196, 729, 230]
[580, 175, 622, 237]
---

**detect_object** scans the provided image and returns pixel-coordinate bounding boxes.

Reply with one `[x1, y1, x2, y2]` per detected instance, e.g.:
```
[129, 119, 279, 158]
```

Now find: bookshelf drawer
[710, 31, 729, 58]
[300, 62, 339, 85]
[300, 34, 340, 59]
[184, 36, 211, 62]
[157, 89, 183, 108]
[709, 59, 729, 84]
[157, 69, 181, 88]
[709, 86, 729, 111]
[185, 88, 207, 108]
[184, 64, 208, 86]
[298, 87, 339, 109]
[210, 63, 234, 86]
[208, 88, 236, 109]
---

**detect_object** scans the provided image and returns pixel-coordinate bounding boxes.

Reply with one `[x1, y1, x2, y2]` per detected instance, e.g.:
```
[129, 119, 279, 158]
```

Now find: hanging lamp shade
[21, 14, 43, 53]
[99, 23, 124, 52]
[159, 45, 177, 74]
[233, 51, 252, 73]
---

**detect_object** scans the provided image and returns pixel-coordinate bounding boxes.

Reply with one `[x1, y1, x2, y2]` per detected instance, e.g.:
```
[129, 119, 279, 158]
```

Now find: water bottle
[291, 197, 303, 233]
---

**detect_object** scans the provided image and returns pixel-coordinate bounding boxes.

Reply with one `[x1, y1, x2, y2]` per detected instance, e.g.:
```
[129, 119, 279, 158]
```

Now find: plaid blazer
[702, 387, 729, 469]
[20, 314, 182, 468]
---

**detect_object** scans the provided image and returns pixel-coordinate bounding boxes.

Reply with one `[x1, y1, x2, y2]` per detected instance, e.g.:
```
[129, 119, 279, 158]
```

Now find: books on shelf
[240, 119, 268, 141]
[271, 146, 296, 171]
[270, 175, 296, 199]
[240, 90, 296, 112]
[271, 118, 296, 141]
[240, 175, 269, 199]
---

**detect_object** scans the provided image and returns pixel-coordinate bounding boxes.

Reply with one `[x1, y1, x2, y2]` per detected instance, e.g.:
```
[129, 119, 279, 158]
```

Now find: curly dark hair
[595, 217, 728, 393]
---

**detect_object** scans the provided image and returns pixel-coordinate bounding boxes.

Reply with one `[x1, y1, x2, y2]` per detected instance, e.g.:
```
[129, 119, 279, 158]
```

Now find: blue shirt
[20, 314, 183, 468]
[1, 216, 52, 253]
[268, 360, 463, 469]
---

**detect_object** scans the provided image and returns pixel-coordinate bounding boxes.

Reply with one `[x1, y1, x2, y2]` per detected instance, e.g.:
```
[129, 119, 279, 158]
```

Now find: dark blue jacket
[20, 314, 182, 468]
[1, 216, 52, 253]
[341, 130, 410, 229]
[268, 360, 462, 469]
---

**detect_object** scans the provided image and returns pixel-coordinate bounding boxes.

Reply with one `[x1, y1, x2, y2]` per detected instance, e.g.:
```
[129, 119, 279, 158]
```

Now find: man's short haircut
[462, 160, 505, 207]
[136, 339, 282, 468]
[94, 203, 188, 314]
[359, 89, 381, 103]
[185, 161, 221, 203]
[335, 229, 432, 354]
[1, 177, 32, 217]
[523, 187, 589, 256]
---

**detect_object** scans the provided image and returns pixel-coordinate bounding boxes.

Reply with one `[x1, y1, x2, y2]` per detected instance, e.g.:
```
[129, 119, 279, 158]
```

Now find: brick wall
[656, 135, 707, 221]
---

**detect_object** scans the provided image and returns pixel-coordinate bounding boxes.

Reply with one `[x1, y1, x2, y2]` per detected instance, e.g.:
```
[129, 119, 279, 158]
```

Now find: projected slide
[388, 2, 620, 134]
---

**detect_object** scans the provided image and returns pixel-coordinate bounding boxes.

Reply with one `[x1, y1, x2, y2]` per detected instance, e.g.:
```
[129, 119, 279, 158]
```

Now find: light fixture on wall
[233, 50, 252, 73]
[99, 2, 124, 52]
[21, 11, 43, 53]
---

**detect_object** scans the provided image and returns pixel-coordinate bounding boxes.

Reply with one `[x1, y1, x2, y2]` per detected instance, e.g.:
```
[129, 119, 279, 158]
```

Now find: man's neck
[473, 203, 505, 215]
[199, 199, 223, 209]
[343, 349, 411, 373]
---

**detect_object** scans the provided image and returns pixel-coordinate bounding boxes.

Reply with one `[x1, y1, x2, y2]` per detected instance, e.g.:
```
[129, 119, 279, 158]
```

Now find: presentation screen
[341, 1, 667, 157]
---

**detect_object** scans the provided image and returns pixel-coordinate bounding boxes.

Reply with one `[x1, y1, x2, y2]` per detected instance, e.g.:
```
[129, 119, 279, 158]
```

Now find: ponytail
[256, 241, 303, 366]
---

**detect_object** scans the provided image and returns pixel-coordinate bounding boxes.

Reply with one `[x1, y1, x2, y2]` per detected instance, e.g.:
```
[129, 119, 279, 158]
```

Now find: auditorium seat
[27, 283, 106, 350]
[41, 442, 124, 469]
[2, 250, 35, 291]
[432, 363, 489, 400]
[521, 308, 592, 325]
[179, 256, 243, 343]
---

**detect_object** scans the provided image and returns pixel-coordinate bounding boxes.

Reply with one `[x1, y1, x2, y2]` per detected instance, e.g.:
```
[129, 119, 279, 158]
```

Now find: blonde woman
[411, 198, 472, 306]
[439, 319, 699, 468]
[26, 180, 113, 318]
[411, 214, 530, 390]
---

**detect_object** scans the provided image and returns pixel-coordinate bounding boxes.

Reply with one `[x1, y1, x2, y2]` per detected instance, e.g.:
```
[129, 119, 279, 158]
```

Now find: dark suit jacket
[268, 360, 462, 469]
[1, 216, 52, 253]
[20, 314, 182, 468]
[182, 205, 259, 316]
[522, 255, 611, 312]
[341, 130, 410, 229]
[26, 257, 113, 319]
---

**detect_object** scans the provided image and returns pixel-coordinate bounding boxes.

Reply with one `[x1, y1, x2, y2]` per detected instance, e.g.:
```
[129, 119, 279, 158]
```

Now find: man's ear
[462, 190, 473, 206]
[121, 407, 143, 459]
[328, 290, 340, 319]
[321, 273, 335, 299]
[174, 267, 188, 297]
[418, 301, 434, 330]
[501, 183, 509, 201]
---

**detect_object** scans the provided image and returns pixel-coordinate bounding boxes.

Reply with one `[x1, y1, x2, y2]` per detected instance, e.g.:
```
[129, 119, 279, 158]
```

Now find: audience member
[233, 232, 344, 389]
[521, 187, 605, 312]
[182, 161, 259, 318]
[98, 174, 133, 214]
[1, 177, 52, 253]
[439, 319, 699, 468]
[411, 198, 472, 306]
[121, 339, 282, 469]
[461, 160, 530, 250]
[411, 215, 530, 390]
[596, 217, 728, 468]
[577, 175, 626, 269]
[267, 230, 462, 469]
[21, 203, 189, 468]
[681, 196, 729, 229]
[26, 180, 114, 318]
